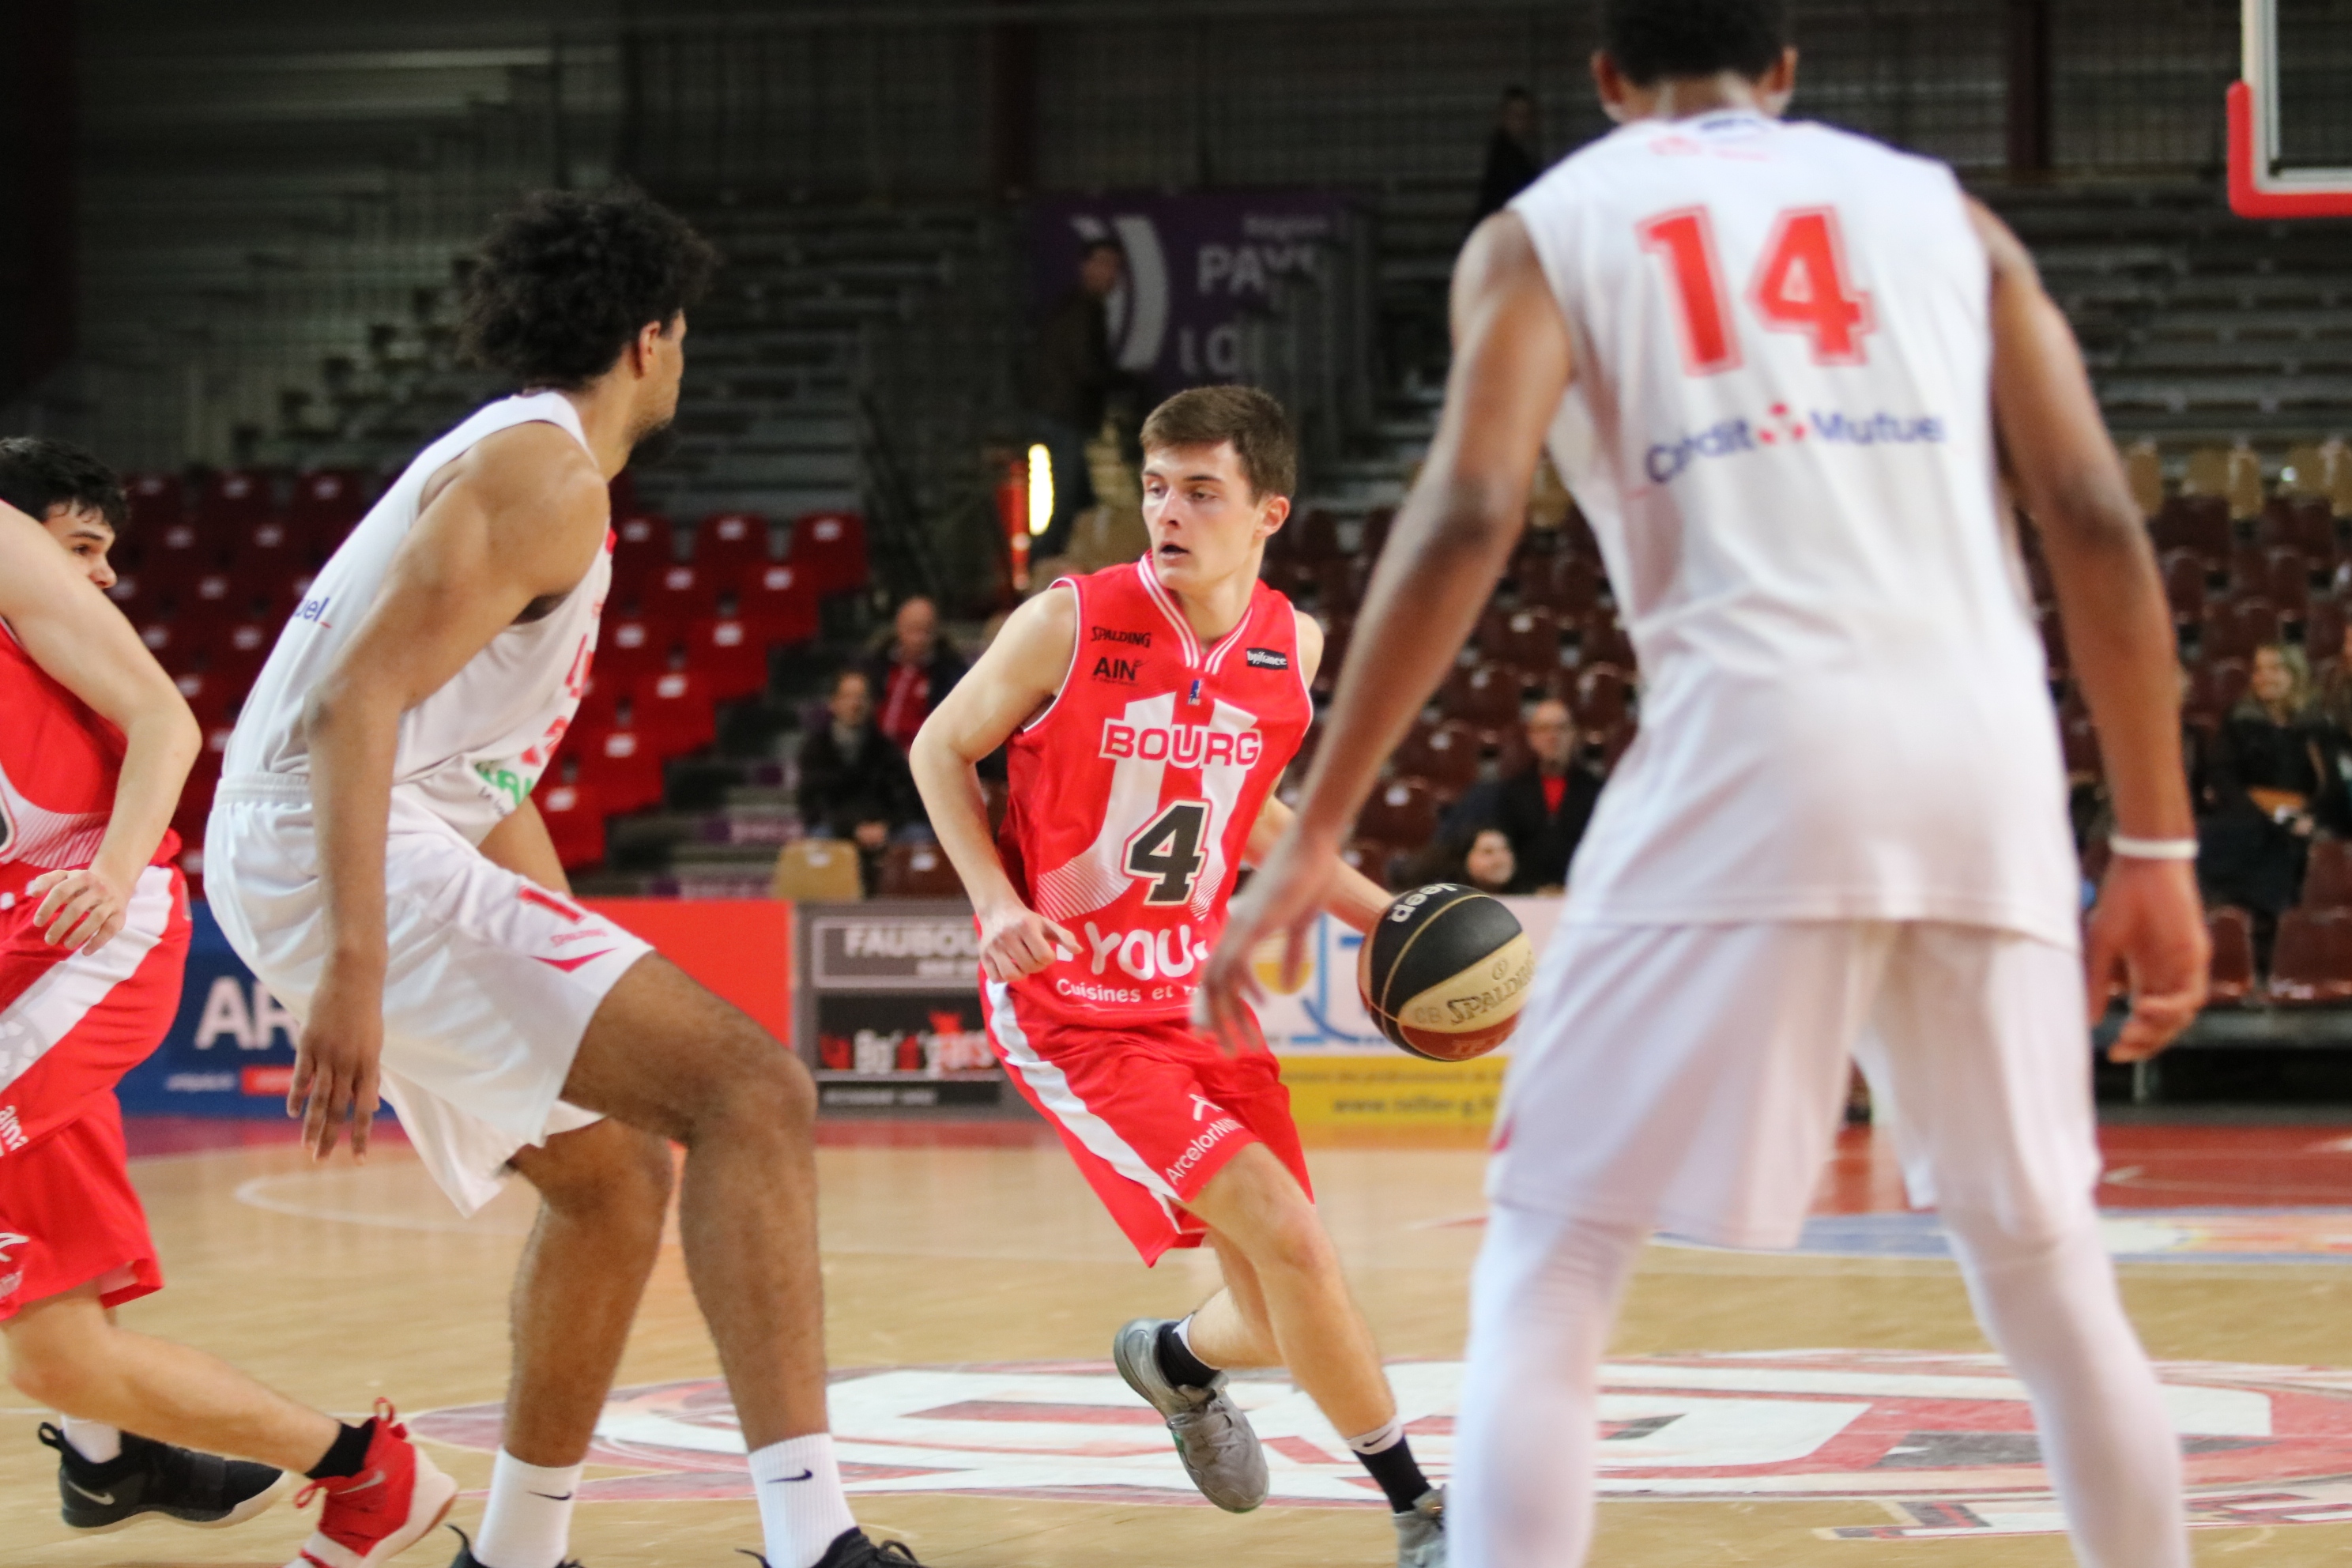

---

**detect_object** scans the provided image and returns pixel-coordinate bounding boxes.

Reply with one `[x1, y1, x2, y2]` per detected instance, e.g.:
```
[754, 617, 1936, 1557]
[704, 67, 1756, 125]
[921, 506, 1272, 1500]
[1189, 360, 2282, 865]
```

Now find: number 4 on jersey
[1638, 204, 1875, 372]
[1125, 800, 1211, 904]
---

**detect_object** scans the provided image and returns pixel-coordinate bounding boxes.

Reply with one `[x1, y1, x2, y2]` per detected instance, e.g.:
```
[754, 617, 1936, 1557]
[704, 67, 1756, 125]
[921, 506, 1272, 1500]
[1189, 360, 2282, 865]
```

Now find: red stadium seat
[2159, 549, 2206, 624]
[644, 563, 718, 624]
[2305, 840, 2352, 911]
[2309, 597, 2348, 665]
[143, 520, 220, 575]
[2226, 544, 2269, 599]
[1359, 777, 1438, 847]
[789, 511, 868, 596]
[1520, 552, 1603, 616]
[2268, 909, 2352, 1004]
[172, 670, 231, 730]
[610, 514, 674, 588]
[630, 669, 717, 757]
[693, 511, 773, 573]
[228, 517, 313, 574]
[536, 781, 607, 871]
[104, 574, 154, 620]
[1341, 838, 1400, 891]
[2261, 495, 2336, 559]
[122, 473, 183, 533]
[879, 841, 966, 899]
[2207, 906, 2256, 1004]
[2060, 715, 2101, 780]
[1574, 663, 1633, 729]
[684, 616, 769, 700]
[210, 620, 276, 692]
[1394, 718, 1483, 801]
[2203, 597, 2282, 662]
[138, 616, 207, 673]
[737, 563, 821, 647]
[572, 727, 664, 813]
[289, 469, 369, 533]
[2188, 656, 2249, 722]
[197, 469, 274, 527]
[2152, 495, 2230, 565]
[1576, 612, 1634, 669]
[2267, 547, 2316, 617]
[1442, 662, 1523, 731]
[1487, 605, 1566, 683]
[593, 616, 677, 692]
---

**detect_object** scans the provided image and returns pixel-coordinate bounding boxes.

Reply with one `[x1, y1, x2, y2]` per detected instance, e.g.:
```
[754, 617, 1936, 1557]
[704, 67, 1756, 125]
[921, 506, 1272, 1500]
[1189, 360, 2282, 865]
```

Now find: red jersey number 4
[1638, 205, 1876, 371]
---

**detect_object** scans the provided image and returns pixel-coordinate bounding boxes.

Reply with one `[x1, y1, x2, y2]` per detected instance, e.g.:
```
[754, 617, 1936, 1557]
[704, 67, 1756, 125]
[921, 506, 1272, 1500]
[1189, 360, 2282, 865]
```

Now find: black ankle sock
[304, 1419, 375, 1481]
[1155, 1319, 1220, 1389]
[1355, 1434, 1431, 1513]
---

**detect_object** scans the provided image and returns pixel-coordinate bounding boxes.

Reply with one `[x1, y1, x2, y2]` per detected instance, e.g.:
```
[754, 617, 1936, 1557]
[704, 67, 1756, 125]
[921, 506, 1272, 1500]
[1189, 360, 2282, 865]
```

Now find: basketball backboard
[2230, 0, 2352, 217]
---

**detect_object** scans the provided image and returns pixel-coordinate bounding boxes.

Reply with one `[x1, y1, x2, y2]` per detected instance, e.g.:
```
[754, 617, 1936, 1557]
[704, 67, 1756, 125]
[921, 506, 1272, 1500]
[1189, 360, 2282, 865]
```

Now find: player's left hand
[1197, 823, 1337, 1055]
[25, 866, 131, 954]
[2086, 855, 2209, 1062]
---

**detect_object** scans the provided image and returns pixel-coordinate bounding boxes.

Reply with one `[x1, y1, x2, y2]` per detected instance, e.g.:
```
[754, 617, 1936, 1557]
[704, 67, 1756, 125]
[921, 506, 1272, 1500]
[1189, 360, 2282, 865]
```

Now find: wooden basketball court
[8, 1114, 2352, 1565]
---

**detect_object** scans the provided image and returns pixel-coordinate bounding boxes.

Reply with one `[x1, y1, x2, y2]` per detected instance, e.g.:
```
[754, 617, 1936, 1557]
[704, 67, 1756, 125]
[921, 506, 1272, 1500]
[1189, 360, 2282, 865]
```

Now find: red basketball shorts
[982, 980, 1313, 1264]
[0, 864, 190, 1321]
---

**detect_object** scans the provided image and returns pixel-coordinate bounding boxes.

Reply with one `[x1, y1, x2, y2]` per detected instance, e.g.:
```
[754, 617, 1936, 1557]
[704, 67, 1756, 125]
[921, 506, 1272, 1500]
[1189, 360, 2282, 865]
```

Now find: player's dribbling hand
[25, 866, 131, 954]
[976, 900, 1079, 983]
[2084, 856, 2209, 1063]
[1197, 824, 1336, 1056]
[291, 963, 386, 1163]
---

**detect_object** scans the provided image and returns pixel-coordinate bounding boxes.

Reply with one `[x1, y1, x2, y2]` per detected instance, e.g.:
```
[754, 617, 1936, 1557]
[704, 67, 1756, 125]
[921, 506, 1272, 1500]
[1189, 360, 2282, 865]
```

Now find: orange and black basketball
[1356, 884, 1534, 1061]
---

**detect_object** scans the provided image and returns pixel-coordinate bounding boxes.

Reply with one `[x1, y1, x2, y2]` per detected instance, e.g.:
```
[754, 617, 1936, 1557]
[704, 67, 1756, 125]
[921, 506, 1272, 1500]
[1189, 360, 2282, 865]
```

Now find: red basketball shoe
[282, 1400, 457, 1568]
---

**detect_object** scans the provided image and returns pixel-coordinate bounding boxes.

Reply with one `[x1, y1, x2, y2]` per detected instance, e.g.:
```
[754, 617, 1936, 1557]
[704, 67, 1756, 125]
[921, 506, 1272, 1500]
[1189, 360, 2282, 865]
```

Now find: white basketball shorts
[1490, 919, 2099, 1249]
[206, 778, 652, 1215]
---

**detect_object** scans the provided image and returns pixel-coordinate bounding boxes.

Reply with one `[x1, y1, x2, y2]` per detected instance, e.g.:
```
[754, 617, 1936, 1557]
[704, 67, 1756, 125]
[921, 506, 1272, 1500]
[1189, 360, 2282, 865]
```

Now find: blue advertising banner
[1028, 190, 1354, 396]
[117, 901, 311, 1118]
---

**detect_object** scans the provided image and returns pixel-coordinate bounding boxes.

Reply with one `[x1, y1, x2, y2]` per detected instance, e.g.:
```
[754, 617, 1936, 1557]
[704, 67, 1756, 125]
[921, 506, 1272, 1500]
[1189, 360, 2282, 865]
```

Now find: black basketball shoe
[449, 1524, 583, 1566]
[38, 1422, 285, 1532]
[741, 1529, 928, 1567]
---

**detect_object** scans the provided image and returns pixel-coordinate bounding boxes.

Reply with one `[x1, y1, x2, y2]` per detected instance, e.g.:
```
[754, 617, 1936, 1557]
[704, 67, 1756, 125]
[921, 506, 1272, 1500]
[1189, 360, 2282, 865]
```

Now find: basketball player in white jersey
[1205, 4, 2207, 1565]
[209, 190, 930, 1568]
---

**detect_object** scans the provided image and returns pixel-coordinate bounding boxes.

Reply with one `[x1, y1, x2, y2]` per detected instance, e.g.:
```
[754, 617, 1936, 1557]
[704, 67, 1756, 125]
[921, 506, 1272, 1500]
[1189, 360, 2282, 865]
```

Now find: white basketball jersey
[224, 392, 609, 845]
[1510, 111, 2076, 948]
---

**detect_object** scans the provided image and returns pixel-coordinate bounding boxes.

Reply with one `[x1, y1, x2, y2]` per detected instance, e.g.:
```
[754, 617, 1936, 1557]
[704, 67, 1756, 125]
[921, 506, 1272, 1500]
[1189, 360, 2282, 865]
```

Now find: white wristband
[2108, 834, 2199, 861]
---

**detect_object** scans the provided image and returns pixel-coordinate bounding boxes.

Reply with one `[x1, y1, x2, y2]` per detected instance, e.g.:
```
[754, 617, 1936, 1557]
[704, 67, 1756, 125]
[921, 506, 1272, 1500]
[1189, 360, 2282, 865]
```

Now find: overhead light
[1027, 443, 1054, 537]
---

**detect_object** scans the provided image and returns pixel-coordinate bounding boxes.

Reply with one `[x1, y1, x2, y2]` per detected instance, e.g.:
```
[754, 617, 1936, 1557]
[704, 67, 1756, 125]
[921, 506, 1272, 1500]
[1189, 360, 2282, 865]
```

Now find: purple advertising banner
[1029, 190, 1355, 396]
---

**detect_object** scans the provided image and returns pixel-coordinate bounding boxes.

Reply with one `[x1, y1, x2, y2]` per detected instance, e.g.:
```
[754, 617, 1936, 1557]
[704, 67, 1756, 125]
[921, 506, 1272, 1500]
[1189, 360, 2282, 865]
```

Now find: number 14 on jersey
[1638, 205, 1876, 373]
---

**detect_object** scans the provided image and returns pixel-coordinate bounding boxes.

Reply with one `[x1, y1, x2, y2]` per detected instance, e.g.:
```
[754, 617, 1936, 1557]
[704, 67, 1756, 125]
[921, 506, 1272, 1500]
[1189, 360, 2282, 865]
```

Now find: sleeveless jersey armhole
[1289, 604, 1317, 709]
[1016, 577, 1085, 736]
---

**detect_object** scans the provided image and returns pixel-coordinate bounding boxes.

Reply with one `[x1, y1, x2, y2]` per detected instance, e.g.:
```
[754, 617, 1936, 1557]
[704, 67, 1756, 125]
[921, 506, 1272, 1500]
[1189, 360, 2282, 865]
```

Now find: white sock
[1344, 1416, 1404, 1455]
[749, 1433, 859, 1568]
[1173, 1314, 1214, 1366]
[473, 1450, 584, 1568]
[60, 1417, 122, 1465]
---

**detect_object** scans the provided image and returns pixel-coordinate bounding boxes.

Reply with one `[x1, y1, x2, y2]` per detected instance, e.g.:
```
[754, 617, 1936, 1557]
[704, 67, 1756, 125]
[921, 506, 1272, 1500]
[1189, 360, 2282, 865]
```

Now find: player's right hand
[292, 963, 386, 1163]
[976, 901, 1078, 983]
[2085, 855, 2209, 1062]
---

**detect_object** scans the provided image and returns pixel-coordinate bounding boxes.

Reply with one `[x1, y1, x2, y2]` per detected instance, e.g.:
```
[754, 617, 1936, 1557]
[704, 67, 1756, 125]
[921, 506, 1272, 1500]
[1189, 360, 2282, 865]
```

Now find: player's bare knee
[678, 1023, 813, 1146]
[1248, 1204, 1340, 1282]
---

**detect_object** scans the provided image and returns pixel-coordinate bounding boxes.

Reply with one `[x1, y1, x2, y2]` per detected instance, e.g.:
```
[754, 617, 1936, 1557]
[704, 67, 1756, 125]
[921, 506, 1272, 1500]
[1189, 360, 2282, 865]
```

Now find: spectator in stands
[1472, 87, 1543, 224]
[865, 595, 967, 752]
[1489, 698, 1601, 891]
[2200, 643, 2345, 957]
[2315, 620, 2352, 731]
[797, 669, 925, 894]
[1464, 827, 1525, 895]
[1026, 238, 1125, 557]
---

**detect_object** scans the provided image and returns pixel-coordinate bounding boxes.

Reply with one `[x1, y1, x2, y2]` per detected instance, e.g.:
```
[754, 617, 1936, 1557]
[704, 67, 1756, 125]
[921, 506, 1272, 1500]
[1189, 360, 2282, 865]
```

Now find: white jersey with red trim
[1510, 111, 2075, 948]
[224, 393, 609, 846]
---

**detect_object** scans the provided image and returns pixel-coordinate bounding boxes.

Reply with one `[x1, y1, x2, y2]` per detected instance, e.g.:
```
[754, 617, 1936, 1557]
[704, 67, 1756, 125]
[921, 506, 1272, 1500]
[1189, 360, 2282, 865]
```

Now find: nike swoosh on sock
[764, 1469, 816, 1483]
[530, 1491, 576, 1501]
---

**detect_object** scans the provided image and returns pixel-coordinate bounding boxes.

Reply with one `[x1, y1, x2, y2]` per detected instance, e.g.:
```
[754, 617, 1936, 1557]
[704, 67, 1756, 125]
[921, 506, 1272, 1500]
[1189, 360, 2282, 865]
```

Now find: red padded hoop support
[2228, 81, 2352, 219]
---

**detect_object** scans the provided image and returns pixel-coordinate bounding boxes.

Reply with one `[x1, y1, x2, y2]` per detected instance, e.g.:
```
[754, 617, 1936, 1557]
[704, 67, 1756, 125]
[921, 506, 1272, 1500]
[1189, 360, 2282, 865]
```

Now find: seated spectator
[2200, 643, 2347, 960]
[1464, 827, 1526, 895]
[2316, 620, 2352, 731]
[797, 669, 925, 893]
[865, 595, 967, 752]
[1492, 699, 1601, 891]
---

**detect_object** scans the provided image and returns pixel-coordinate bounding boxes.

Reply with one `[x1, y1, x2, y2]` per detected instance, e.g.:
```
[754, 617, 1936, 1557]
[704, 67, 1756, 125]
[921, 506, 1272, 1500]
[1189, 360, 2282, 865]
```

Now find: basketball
[1356, 884, 1535, 1061]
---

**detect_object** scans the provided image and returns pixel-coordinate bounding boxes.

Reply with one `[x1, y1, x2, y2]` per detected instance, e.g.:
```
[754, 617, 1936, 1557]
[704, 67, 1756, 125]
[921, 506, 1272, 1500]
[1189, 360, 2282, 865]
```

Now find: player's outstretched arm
[296, 424, 610, 1161]
[0, 503, 201, 953]
[907, 587, 1080, 982]
[1197, 212, 1571, 1049]
[1969, 199, 2207, 1061]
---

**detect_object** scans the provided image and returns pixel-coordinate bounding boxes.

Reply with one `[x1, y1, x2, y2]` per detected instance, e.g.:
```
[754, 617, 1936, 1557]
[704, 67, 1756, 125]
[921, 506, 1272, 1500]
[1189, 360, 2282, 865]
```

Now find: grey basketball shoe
[1111, 1318, 1269, 1512]
[1394, 1487, 1446, 1567]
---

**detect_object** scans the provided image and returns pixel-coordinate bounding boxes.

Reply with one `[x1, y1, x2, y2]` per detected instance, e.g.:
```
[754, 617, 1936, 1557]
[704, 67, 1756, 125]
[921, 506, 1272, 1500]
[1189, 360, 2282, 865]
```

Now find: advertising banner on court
[795, 903, 1008, 1114]
[116, 901, 302, 1118]
[1028, 191, 1353, 394]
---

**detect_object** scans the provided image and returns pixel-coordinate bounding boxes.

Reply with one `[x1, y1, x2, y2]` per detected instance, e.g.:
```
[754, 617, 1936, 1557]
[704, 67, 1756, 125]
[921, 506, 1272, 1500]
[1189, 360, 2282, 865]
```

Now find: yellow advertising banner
[1276, 1052, 1509, 1133]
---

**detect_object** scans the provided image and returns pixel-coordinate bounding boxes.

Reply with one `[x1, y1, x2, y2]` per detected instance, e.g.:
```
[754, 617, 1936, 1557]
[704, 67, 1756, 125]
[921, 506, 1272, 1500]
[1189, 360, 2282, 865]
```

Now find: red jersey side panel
[998, 560, 1312, 1026]
[0, 620, 179, 902]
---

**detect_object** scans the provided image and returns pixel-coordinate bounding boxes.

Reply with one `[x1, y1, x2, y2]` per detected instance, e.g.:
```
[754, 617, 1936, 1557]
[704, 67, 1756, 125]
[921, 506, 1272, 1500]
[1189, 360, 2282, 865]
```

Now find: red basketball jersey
[999, 558, 1314, 1027]
[0, 620, 179, 901]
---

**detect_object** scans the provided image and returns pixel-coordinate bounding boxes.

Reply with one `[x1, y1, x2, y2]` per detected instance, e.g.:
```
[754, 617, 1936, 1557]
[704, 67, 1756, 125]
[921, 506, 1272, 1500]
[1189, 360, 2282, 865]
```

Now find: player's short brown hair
[1140, 386, 1297, 503]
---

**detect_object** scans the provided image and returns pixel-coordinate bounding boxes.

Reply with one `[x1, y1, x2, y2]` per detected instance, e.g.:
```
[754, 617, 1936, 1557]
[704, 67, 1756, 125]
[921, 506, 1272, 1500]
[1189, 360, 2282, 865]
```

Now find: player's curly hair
[0, 437, 126, 530]
[1600, 0, 1788, 87]
[459, 187, 718, 390]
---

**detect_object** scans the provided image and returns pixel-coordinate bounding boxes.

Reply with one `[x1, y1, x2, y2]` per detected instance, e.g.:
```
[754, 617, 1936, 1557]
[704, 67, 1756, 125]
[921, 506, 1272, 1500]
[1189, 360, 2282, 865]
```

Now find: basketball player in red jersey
[912, 386, 1451, 1566]
[0, 439, 454, 1564]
